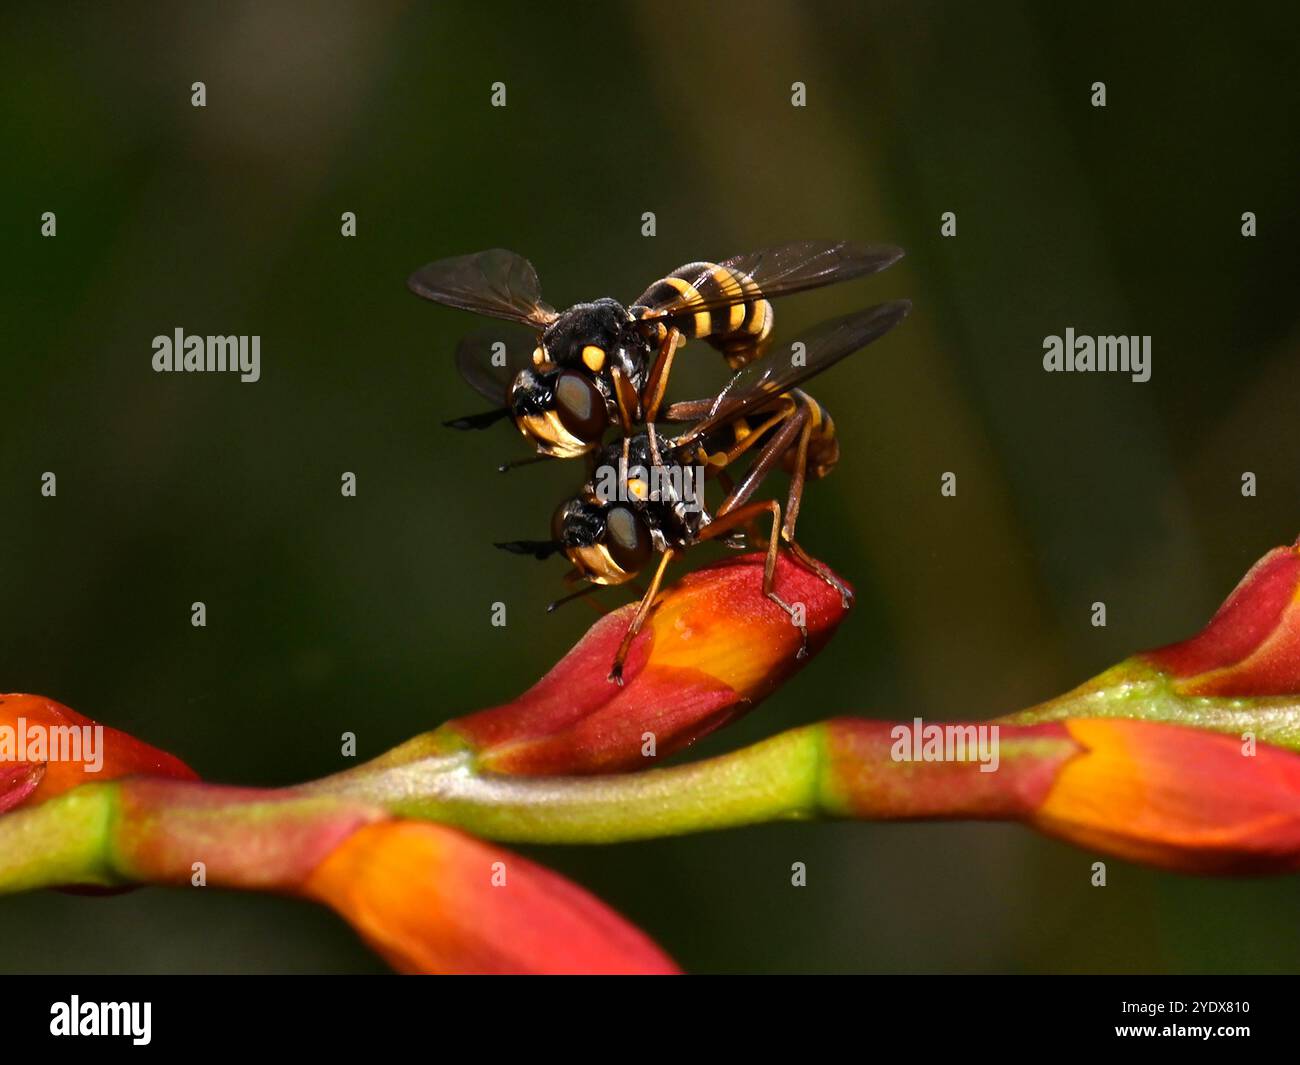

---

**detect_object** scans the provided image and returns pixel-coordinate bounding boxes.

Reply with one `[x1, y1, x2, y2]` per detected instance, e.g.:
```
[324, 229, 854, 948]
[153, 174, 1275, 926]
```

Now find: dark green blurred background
[3, 0, 1298, 973]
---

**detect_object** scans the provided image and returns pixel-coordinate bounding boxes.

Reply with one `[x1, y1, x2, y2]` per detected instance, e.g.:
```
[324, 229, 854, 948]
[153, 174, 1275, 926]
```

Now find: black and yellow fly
[496, 300, 912, 681]
[408, 241, 902, 460]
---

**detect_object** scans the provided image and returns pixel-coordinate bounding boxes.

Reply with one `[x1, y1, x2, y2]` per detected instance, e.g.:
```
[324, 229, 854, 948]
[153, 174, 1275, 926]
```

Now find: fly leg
[642, 327, 683, 424]
[780, 412, 854, 609]
[697, 500, 808, 657]
[608, 549, 676, 685]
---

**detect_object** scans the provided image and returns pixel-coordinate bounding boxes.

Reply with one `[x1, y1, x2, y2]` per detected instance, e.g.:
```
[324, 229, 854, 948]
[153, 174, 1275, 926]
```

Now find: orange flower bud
[1033, 719, 1300, 873]
[301, 820, 679, 974]
[450, 552, 851, 774]
[0, 694, 196, 809]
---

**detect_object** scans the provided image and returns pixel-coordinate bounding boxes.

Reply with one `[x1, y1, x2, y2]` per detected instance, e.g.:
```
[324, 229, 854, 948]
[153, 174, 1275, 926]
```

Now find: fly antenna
[494, 539, 562, 560]
[445, 408, 511, 430]
[498, 454, 554, 473]
[546, 584, 601, 613]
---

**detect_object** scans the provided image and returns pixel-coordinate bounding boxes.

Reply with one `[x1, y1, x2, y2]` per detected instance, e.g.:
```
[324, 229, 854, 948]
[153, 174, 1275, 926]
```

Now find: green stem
[0, 726, 833, 889]
[0, 784, 120, 892]
[301, 724, 832, 843]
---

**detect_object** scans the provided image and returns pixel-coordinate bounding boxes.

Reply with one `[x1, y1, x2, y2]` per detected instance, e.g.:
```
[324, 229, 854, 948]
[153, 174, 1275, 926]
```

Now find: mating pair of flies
[408, 241, 911, 681]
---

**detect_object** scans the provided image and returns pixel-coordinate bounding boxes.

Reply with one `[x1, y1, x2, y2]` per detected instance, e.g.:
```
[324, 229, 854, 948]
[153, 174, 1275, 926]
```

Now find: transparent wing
[632, 240, 903, 319]
[669, 301, 912, 441]
[408, 249, 557, 328]
[453, 328, 537, 405]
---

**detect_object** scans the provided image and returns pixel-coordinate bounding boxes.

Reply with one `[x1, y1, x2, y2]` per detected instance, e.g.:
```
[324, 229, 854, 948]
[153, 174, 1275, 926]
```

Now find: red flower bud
[819, 716, 1300, 874]
[1033, 718, 1300, 874]
[1142, 538, 1300, 696]
[448, 552, 851, 774]
[302, 820, 679, 974]
[0, 694, 196, 809]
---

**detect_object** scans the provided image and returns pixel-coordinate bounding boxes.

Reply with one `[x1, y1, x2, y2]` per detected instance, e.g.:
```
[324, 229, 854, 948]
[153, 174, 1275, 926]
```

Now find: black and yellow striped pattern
[702, 389, 840, 482]
[636, 261, 775, 368]
[793, 389, 839, 480]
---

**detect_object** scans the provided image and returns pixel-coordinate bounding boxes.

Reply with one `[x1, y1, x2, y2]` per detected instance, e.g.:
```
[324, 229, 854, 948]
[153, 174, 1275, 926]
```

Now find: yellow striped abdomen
[637, 261, 774, 369]
[788, 390, 839, 481]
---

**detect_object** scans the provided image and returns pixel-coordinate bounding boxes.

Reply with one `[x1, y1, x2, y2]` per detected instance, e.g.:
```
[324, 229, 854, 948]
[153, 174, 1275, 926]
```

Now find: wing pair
[411, 241, 907, 409]
[657, 300, 911, 441]
[408, 241, 902, 330]
[447, 299, 910, 429]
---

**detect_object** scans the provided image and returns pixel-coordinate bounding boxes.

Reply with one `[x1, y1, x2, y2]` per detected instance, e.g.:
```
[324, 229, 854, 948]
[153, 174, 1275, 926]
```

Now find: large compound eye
[554, 371, 608, 442]
[604, 505, 653, 574]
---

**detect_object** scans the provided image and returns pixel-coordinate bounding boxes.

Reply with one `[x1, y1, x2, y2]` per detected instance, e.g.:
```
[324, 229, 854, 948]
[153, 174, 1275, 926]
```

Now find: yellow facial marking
[570, 544, 635, 586]
[581, 344, 606, 372]
[532, 346, 545, 366]
[516, 411, 595, 459]
[628, 477, 649, 501]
